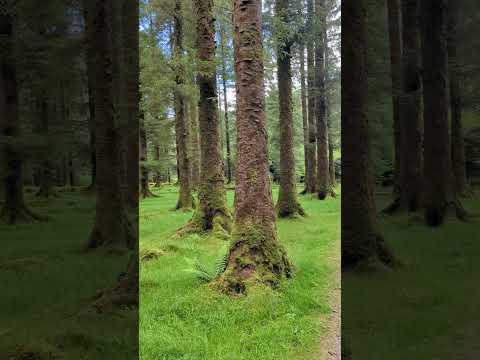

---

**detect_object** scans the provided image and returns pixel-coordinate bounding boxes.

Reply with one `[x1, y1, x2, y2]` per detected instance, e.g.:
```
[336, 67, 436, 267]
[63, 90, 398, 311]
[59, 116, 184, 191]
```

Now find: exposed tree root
[140, 188, 158, 199]
[91, 257, 138, 312]
[178, 209, 232, 240]
[277, 202, 305, 218]
[0, 204, 48, 224]
[425, 200, 468, 227]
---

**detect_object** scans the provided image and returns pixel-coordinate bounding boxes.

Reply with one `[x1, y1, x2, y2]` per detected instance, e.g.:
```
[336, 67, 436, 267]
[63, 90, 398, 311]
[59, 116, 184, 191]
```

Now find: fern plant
[184, 246, 229, 283]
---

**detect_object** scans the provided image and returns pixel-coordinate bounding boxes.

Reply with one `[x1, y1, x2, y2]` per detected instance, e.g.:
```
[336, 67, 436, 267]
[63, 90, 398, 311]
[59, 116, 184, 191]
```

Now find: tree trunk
[421, 0, 465, 226]
[173, 0, 194, 210]
[220, 25, 233, 184]
[275, 0, 304, 217]
[386, 0, 403, 200]
[305, 0, 317, 194]
[87, 0, 134, 249]
[122, 0, 140, 213]
[447, 0, 467, 196]
[154, 144, 162, 187]
[314, 0, 329, 200]
[215, 0, 292, 294]
[189, 91, 200, 190]
[341, 0, 395, 268]
[0, 11, 43, 224]
[140, 110, 155, 198]
[299, 43, 309, 191]
[185, 0, 231, 235]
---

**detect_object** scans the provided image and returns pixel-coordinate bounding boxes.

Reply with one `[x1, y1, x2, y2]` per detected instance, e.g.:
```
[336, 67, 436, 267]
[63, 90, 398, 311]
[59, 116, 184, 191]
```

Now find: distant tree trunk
[386, 0, 403, 199]
[421, 0, 465, 226]
[140, 111, 155, 198]
[341, 0, 395, 268]
[305, 0, 317, 194]
[154, 144, 162, 187]
[185, 0, 231, 235]
[275, 0, 304, 217]
[324, 24, 336, 190]
[299, 43, 309, 189]
[220, 26, 233, 184]
[123, 0, 140, 212]
[173, 0, 194, 210]
[87, 0, 134, 249]
[83, 0, 96, 191]
[447, 1, 467, 196]
[189, 91, 200, 190]
[216, 0, 292, 294]
[400, 0, 422, 211]
[0, 11, 43, 224]
[314, 0, 329, 200]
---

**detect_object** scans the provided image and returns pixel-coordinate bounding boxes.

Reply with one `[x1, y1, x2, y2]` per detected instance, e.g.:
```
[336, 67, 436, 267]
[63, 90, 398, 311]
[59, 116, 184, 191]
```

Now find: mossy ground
[343, 188, 480, 360]
[140, 184, 340, 360]
[0, 189, 137, 359]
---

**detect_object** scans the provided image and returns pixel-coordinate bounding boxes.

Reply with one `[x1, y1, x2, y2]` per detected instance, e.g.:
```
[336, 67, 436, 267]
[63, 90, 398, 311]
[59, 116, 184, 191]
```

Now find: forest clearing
[140, 185, 340, 360]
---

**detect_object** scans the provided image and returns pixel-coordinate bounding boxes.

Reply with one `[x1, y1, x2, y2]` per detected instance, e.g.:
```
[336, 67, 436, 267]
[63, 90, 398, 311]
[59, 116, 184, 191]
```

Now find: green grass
[463, 110, 480, 130]
[0, 190, 137, 359]
[343, 190, 480, 360]
[140, 185, 340, 360]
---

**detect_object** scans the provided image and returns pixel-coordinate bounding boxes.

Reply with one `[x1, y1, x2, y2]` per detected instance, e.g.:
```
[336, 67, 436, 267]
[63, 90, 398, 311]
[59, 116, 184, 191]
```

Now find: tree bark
[275, 0, 304, 217]
[421, 0, 465, 226]
[140, 110, 155, 198]
[185, 0, 231, 235]
[220, 25, 233, 184]
[87, 0, 134, 249]
[341, 0, 395, 268]
[305, 0, 317, 194]
[189, 91, 200, 190]
[299, 43, 309, 191]
[173, 0, 194, 210]
[386, 0, 403, 199]
[0, 10, 43, 224]
[314, 0, 329, 200]
[215, 0, 292, 294]
[447, 0, 467, 196]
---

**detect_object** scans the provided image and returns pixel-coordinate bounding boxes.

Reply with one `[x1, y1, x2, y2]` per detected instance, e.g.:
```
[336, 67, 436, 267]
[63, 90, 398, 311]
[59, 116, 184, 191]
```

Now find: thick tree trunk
[0, 11, 43, 224]
[173, 0, 194, 210]
[87, 0, 134, 249]
[341, 0, 395, 268]
[315, 0, 329, 200]
[185, 0, 231, 235]
[220, 26, 233, 184]
[215, 0, 292, 294]
[123, 0, 140, 212]
[275, 0, 304, 217]
[299, 43, 309, 191]
[305, 0, 317, 194]
[447, 1, 467, 196]
[386, 0, 403, 199]
[421, 0, 465, 226]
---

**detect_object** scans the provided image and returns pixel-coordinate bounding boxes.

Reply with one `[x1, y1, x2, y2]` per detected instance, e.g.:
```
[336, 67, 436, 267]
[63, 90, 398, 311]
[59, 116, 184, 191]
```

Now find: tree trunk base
[91, 256, 138, 312]
[425, 200, 468, 227]
[175, 194, 195, 211]
[0, 204, 47, 224]
[277, 201, 305, 218]
[178, 208, 232, 240]
[35, 187, 58, 198]
[212, 224, 293, 295]
[141, 188, 158, 199]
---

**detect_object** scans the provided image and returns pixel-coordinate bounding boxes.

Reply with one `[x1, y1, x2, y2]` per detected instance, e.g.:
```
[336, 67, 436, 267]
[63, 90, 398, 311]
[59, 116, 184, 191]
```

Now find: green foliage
[184, 243, 229, 282]
[140, 185, 340, 360]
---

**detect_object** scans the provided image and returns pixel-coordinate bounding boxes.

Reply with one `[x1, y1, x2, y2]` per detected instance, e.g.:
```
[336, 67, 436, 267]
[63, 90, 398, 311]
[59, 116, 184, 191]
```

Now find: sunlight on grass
[140, 185, 340, 360]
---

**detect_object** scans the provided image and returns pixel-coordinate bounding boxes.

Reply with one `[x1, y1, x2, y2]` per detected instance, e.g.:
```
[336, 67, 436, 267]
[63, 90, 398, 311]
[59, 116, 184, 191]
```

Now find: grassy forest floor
[0, 190, 137, 359]
[343, 188, 480, 360]
[140, 185, 340, 360]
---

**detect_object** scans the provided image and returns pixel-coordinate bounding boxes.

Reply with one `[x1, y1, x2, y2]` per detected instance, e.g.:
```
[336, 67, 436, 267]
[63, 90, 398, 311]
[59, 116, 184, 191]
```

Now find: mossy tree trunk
[447, 0, 467, 196]
[341, 0, 395, 268]
[0, 10, 43, 224]
[305, 0, 317, 194]
[421, 0, 465, 226]
[215, 0, 292, 294]
[86, 0, 135, 249]
[173, 0, 194, 210]
[189, 87, 201, 190]
[186, 0, 231, 235]
[314, 0, 330, 200]
[275, 0, 304, 217]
